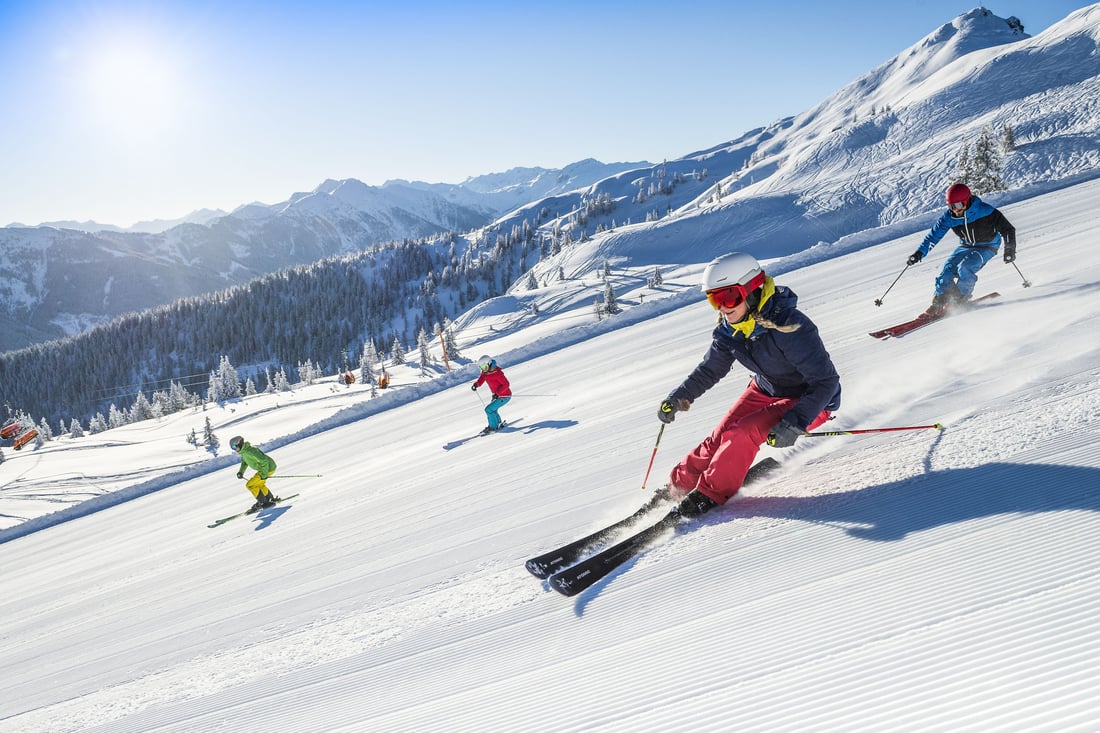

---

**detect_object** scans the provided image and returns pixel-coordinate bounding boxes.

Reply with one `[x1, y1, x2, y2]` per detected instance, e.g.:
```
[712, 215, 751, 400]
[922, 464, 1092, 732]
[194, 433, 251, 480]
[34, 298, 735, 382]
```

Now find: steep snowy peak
[906, 7, 1027, 70]
[795, 8, 1028, 134]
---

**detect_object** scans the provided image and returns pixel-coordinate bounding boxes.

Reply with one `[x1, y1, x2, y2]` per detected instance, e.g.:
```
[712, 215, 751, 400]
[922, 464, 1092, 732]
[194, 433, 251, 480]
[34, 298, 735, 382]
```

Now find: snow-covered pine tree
[359, 341, 377, 385]
[650, 267, 664, 288]
[130, 391, 153, 422]
[273, 367, 291, 392]
[969, 126, 1006, 193]
[442, 318, 461, 360]
[953, 144, 974, 184]
[203, 416, 219, 452]
[417, 328, 432, 377]
[604, 281, 620, 315]
[217, 356, 242, 398]
[390, 336, 406, 365]
[108, 404, 127, 430]
[169, 381, 193, 411]
[298, 360, 316, 385]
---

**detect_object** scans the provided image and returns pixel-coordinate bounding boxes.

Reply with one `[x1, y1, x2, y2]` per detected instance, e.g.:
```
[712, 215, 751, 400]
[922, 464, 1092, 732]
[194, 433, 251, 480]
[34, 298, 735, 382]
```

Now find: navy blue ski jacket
[668, 285, 841, 431]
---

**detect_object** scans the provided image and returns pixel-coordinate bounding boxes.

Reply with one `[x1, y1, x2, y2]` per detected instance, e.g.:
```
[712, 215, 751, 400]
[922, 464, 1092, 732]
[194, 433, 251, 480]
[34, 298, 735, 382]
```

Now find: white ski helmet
[701, 252, 765, 293]
[477, 354, 495, 371]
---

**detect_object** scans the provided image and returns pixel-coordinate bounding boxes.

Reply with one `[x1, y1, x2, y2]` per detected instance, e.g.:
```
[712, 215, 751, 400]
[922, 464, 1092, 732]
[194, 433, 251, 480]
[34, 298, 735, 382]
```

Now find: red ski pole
[640, 424, 665, 490]
[803, 423, 944, 438]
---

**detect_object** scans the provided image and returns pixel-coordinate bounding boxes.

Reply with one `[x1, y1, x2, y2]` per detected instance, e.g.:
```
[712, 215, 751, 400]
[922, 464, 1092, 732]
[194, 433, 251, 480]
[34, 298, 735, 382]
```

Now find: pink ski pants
[669, 380, 830, 505]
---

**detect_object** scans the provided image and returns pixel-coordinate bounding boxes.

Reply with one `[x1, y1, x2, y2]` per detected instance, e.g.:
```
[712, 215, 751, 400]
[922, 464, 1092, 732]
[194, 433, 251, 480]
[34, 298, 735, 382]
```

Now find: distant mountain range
[3, 5, 1100, 427]
[6, 208, 229, 235]
[0, 159, 647, 352]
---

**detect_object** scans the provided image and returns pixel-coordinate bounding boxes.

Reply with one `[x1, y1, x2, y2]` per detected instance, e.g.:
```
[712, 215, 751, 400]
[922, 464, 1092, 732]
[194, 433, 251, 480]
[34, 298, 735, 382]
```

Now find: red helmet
[945, 183, 971, 205]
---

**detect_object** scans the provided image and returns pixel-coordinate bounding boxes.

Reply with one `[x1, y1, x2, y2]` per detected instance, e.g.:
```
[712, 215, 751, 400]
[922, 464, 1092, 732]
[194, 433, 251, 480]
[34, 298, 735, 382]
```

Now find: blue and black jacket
[916, 195, 1016, 259]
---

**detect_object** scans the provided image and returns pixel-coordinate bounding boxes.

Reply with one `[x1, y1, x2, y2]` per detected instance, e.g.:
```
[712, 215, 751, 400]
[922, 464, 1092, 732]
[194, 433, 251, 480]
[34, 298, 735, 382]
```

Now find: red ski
[870, 292, 1000, 339]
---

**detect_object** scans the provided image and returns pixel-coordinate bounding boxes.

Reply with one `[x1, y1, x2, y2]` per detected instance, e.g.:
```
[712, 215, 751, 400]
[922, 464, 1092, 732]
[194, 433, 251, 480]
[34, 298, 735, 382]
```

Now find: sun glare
[82, 36, 185, 136]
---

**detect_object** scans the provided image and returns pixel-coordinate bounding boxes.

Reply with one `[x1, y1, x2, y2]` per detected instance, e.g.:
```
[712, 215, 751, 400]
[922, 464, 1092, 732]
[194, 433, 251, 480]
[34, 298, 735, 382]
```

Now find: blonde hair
[752, 312, 801, 333]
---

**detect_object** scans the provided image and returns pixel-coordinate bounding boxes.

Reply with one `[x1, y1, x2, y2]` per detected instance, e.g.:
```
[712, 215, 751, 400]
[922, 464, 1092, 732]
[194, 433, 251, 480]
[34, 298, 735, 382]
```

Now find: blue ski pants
[485, 396, 511, 429]
[935, 245, 996, 298]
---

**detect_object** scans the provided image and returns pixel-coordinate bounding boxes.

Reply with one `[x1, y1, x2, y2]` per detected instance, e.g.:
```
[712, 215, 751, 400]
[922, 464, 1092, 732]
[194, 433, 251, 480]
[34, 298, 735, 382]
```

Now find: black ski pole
[1012, 261, 1032, 288]
[874, 264, 910, 306]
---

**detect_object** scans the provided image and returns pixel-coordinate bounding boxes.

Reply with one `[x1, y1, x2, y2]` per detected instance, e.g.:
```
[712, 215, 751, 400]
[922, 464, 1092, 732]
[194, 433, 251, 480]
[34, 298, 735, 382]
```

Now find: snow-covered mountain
[2, 4, 1097, 428]
[3, 7, 1098, 360]
[6, 208, 230, 235]
[0, 149, 1097, 732]
[0, 161, 646, 352]
[474, 6, 1100, 283]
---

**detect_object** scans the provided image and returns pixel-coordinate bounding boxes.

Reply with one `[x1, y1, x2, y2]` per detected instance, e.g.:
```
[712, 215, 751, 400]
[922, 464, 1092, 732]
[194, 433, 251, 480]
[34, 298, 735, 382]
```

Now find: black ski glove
[658, 397, 691, 424]
[907, 250, 923, 266]
[766, 420, 804, 448]
[1003, 246, 1016, 264]
[236, 471, 245, 479]
[471, 383, 478, 391]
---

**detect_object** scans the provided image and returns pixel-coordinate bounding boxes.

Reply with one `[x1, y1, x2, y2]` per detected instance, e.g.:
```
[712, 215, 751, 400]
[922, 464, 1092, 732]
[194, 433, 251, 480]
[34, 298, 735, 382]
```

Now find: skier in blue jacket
[907, 182, 1016, 315]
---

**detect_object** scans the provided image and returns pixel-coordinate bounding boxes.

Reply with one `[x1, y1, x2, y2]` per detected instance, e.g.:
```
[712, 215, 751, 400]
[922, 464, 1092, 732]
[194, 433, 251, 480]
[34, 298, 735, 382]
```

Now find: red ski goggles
[706, 284, 749, 310]
[705, 271, 766, 310]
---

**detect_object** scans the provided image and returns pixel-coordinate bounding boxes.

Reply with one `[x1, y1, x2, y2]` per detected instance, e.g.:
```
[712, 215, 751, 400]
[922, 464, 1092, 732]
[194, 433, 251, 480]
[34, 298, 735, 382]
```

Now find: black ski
[207, 493, 299, 528]
[547, 509, 681, 596]
[526, 457, 780, 582]
[524, 486, 673, 579]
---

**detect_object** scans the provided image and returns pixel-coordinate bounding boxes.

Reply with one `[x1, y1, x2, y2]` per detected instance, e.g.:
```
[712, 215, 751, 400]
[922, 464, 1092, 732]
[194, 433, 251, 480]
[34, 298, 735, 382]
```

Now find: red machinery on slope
[1, 419, 39, 451]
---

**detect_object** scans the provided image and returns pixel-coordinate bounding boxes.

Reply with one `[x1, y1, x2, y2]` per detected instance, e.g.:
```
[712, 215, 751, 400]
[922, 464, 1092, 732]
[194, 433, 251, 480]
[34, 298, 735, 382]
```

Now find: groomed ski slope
[0, 178, 1098, 731]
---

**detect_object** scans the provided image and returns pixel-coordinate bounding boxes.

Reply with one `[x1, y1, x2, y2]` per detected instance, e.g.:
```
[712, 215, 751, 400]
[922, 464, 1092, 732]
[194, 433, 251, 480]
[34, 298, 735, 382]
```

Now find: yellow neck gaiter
[724, 276, 777, 338]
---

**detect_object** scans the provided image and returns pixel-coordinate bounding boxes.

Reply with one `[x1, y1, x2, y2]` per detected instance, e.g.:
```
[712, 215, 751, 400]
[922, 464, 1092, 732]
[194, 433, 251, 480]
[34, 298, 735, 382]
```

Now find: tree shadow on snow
[729, 462, 1100, 542]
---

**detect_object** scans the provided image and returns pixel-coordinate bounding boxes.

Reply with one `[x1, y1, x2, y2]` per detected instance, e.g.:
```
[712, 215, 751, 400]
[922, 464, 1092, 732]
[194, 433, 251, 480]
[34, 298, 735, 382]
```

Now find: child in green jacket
[230, 435, 278, 513]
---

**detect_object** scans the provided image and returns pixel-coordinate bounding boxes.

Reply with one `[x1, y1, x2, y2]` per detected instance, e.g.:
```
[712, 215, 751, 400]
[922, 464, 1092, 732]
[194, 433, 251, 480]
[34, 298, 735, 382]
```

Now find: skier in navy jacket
[907, 182, 1016, 315]
[657, 253, 841, 517]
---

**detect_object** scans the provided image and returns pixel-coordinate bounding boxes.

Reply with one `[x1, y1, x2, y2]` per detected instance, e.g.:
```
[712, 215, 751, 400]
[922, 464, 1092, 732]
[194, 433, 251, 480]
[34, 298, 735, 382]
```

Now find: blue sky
[0, 0, 1092, 227]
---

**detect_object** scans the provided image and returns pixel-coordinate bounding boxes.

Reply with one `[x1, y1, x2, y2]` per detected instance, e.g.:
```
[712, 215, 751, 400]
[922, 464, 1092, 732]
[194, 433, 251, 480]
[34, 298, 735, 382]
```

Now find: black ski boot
[923, 292, 950, 317]
[676, 489, 719, 518]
